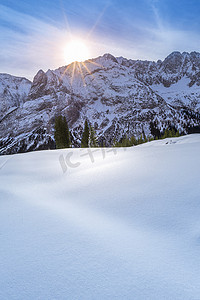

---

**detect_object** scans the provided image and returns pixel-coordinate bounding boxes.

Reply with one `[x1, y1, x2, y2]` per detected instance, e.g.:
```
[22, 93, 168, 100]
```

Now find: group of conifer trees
[54, 116, 97, 149]
[54, 115, 181, 149]
[54, 116, 71, 148]
[113, 134, 147, 147]
[113, 128, 180, 147]
[81, 120, 98, 147]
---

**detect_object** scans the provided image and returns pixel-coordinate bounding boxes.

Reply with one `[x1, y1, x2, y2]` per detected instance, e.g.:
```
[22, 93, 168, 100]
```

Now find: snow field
[0, 135, 200, 299]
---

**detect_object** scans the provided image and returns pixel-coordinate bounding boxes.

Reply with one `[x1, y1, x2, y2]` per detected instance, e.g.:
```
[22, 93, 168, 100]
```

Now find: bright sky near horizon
[0, 0, 200, 80]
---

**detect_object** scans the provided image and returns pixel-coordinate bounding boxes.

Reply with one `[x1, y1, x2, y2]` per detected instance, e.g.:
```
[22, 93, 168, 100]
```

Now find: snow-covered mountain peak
[29, 69, 48, 100]
[101, 53, 118, 62]
[0, 73, 31, 119]
[1, 51, 200, 154]
[161, 51, 184, 73]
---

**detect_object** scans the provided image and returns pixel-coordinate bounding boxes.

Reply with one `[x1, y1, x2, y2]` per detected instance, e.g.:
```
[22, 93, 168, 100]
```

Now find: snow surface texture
[0, 134, 200, 300]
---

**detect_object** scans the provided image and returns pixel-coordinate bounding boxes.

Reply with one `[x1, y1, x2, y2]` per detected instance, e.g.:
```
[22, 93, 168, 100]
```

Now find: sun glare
[64, 39, 90, 64]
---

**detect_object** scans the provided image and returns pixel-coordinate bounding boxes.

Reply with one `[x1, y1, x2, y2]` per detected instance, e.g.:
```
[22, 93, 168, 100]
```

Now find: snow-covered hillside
[0, 134, 200, 299]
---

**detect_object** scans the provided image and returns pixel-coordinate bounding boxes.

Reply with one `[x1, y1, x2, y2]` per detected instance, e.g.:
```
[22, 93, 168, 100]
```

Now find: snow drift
[0, 134, 200, 299]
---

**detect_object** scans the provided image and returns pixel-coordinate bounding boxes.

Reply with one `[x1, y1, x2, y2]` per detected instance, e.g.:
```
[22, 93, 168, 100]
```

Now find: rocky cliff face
[0, 51, 200, 154]
[0, 74, 31, 120]
[117, 51, 200, 86]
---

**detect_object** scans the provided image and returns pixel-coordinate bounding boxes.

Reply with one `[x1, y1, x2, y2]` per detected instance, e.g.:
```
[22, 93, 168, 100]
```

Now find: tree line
[54, 115, 181, 149]
[113, 128, 180, 147]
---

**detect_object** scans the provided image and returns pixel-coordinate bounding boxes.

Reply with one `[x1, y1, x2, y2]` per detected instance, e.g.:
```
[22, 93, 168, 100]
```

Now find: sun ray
[61, 63, 72, 80]
[81, 62, 95, 79]
[86, 59, 104, 69]
[78, 62, 86, 86]
[60, 59, 103, 87]
[80, 62, 101, 89]
[58, 2, 111, 87]
[86, 4, 110, 39]
[70, 61, 76, 86]
[59, 0, 73, 39]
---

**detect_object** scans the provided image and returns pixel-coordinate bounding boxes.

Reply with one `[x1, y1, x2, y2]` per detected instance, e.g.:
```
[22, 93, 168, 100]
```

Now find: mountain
[0, 52, 200, 154]
[118, 51, 200, 110]
[0, 74, 31, 120]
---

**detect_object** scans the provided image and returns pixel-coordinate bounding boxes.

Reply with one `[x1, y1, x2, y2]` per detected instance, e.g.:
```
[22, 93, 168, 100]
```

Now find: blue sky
[0, 0, 200, 79]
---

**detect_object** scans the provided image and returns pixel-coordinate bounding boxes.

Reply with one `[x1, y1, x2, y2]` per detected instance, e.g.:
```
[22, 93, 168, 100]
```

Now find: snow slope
[0, 134, 200, 300]
[151, 77, 200, 109]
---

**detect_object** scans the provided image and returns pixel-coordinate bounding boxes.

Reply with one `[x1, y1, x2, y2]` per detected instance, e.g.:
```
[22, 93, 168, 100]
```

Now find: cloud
[0, 3, 115, 79]
[142, 3, 200, 60]
[103, 1, 200, 61]
[0, 4, 73, 79]
[0, 2, 200, 80]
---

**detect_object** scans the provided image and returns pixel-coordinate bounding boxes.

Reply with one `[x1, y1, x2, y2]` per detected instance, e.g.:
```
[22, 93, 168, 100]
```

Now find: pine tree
[162, 128, 169, 139]
[143, 132, 148, 143]
[112, 138, 117, 147]
[176, 129, 180, 137]
[89, 125, 98, 147]
[130, 135, 137, 146]
[138, 134, 144, 144]
[54, 115, 71, 149]
[150, 121, 161, 139]
[81, 119, 90, 147]
[171, 128, 176, 137]
[121, 135, 131, 147]
[63, 116, 71, 147]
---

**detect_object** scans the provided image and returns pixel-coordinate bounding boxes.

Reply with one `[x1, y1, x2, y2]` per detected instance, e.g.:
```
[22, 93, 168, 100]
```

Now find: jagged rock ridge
[0, 51, 200, 154]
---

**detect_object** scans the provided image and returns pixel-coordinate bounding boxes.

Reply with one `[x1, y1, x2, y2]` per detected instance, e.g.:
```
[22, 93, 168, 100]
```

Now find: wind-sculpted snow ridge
[0, 51, 200, 154]
[0, 134, 200, 299]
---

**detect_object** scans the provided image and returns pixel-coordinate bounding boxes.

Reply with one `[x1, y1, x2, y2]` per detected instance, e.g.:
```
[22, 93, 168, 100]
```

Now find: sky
[0, 0, 200, 80]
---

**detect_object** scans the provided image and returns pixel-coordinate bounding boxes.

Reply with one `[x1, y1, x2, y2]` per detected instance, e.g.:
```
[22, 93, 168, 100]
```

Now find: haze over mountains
[0, 51, 200, 154]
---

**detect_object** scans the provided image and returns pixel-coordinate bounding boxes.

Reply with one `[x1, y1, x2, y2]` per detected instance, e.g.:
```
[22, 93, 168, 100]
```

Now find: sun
[64, 39, 90, 64]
